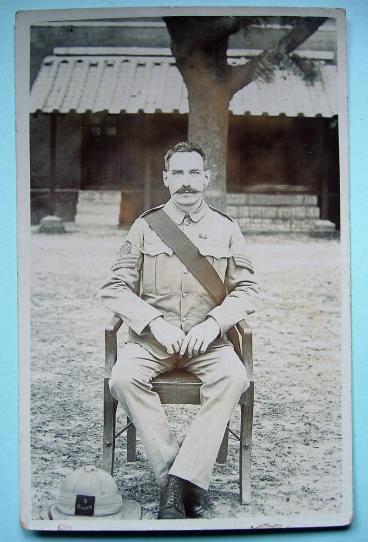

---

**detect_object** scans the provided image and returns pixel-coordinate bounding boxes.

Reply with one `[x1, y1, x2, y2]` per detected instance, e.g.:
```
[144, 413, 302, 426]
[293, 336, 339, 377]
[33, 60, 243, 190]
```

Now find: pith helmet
[47, 465, 141, 520]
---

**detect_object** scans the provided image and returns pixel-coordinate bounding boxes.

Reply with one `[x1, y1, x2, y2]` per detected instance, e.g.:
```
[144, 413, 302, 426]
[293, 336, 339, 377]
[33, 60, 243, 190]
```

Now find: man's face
[163, 151, 210, 208]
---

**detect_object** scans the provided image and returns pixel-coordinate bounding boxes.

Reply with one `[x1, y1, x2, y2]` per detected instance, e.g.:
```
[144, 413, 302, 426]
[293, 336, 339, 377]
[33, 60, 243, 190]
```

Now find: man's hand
[180, 318, 220, 358]
[149, 317, 186, 355]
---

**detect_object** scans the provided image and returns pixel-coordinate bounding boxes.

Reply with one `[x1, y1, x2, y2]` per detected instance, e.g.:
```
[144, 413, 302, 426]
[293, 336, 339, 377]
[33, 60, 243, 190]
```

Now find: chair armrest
[105, 316, 123, 378]
[106, 315, 123, 334]
[236, 320, 254, 381]
[236, 319, 251, 337]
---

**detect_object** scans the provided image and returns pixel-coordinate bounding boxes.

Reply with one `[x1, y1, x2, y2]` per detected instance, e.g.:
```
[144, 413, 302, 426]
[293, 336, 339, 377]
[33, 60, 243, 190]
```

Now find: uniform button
[182, 292, 188, 298]
[183, 268, 189, 274]
[182, 317, 187, 323]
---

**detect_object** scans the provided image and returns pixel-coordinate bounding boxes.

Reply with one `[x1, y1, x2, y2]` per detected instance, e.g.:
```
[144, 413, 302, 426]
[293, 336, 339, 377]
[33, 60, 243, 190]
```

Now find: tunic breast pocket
[196, 242, 230, 295]
[142, 241, 174, 295]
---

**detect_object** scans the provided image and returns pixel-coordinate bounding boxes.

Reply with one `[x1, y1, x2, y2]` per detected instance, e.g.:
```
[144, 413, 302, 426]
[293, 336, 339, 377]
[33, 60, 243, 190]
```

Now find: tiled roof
[31, 54, 337, 117]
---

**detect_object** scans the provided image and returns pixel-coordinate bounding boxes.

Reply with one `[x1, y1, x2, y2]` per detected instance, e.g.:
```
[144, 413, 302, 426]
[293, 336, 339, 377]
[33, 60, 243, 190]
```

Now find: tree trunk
[187, 81, 230, 211]
[164, 17, 232, 211]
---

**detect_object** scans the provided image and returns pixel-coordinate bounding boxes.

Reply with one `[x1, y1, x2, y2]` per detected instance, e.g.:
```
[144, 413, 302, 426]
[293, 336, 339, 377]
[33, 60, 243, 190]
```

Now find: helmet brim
[47, 500, 141, 520]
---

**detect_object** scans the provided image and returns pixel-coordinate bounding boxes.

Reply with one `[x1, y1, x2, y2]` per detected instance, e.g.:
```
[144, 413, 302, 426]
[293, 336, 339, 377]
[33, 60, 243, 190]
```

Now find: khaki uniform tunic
[99, 198, 258, 357]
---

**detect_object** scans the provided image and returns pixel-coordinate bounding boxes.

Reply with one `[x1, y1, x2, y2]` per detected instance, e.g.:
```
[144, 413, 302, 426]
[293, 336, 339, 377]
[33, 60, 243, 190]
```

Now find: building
[30, 18, 340, 232]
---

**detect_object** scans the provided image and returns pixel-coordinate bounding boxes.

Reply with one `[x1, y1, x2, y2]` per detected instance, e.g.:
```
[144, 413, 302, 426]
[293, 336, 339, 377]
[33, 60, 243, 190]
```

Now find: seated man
[98, 141, 258, 519]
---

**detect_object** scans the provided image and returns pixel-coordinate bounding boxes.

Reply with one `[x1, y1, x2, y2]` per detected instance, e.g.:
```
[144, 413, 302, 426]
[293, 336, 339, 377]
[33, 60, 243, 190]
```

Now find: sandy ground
[28, 227, 347, 525]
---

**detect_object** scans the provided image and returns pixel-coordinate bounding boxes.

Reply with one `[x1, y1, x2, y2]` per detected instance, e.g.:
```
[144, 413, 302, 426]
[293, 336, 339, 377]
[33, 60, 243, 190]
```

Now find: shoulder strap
[144, 209, 225, 305]
[144, 209, 241, 357]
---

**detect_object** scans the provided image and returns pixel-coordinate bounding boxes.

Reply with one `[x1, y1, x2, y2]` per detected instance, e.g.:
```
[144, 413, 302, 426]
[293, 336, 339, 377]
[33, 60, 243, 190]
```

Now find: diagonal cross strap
[145, 210, 225, 305]
[144, 209, 241, 357]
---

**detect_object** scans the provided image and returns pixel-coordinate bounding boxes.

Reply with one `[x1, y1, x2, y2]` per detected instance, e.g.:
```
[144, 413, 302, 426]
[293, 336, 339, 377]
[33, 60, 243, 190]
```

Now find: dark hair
[164, 141, 207, 171]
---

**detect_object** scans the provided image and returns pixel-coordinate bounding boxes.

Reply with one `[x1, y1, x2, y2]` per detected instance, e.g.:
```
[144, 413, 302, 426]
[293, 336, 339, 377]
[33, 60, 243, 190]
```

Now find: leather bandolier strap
[144, 209, 241, 358]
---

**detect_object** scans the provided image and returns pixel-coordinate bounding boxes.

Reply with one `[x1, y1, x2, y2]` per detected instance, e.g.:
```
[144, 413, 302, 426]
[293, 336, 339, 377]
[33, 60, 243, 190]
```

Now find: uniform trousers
[109, 342, 249, 490]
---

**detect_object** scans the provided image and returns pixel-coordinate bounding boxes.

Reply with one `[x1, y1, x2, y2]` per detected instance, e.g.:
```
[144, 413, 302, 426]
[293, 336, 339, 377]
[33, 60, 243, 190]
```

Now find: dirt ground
[29, 226, 347, 525]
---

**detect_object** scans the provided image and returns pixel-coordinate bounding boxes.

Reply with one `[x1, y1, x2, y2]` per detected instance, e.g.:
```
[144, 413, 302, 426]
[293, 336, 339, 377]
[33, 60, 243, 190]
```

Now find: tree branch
[229, 17, 327, 96]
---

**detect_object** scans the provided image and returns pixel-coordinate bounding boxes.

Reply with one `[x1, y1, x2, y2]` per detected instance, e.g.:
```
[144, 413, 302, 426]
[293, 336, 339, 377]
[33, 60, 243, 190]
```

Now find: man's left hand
[180, 318, 220, 358]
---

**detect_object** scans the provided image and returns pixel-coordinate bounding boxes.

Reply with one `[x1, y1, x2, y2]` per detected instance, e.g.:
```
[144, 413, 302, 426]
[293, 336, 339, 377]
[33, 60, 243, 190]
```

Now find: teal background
[1, 0, 366, 539]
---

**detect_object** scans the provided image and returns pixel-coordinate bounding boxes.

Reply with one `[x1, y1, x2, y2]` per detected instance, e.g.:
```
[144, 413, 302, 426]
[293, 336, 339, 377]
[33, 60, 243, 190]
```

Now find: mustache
[175, 185, 200, 194]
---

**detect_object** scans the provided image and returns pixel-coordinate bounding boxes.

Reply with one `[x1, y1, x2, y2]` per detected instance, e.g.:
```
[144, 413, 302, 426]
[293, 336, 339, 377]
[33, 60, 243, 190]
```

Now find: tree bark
[164, 17, 234, 209]
[187, 80, 230, 210]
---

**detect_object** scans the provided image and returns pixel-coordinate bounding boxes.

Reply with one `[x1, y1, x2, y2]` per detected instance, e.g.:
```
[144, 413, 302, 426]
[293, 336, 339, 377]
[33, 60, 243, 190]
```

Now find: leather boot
[158, 475, 186, 519]
[184, 480, 207, 518]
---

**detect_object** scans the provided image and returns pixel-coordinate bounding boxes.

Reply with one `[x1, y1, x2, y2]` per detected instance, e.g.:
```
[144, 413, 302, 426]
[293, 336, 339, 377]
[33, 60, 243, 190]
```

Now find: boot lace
[166, 477, 184, 511]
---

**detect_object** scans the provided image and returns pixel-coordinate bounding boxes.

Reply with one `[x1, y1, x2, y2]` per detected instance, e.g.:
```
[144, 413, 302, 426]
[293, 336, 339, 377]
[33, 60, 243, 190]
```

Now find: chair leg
[239, 382, 254, 504]
[127, 417, 137, 462]
[216, 424, 229, 464]
[102, 378, 117, 475]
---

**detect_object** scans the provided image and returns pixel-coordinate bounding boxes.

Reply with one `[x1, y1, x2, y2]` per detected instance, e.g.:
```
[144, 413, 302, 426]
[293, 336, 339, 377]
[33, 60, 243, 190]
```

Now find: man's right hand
[149, 317, 185, 355]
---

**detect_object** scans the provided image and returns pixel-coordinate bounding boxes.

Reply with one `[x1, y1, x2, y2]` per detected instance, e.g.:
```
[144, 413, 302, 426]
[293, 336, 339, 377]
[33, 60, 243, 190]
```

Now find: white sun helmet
[46, 465, 141, 520]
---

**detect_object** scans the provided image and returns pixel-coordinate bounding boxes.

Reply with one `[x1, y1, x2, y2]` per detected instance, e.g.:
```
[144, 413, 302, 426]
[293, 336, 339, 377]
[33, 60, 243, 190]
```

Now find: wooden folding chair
[102, 315, 254, 504]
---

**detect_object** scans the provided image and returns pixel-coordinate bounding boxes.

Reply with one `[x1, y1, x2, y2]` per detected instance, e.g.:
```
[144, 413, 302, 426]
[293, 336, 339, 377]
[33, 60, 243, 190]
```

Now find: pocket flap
[142, 241, 173, 256]
[198, 243, 229, 259]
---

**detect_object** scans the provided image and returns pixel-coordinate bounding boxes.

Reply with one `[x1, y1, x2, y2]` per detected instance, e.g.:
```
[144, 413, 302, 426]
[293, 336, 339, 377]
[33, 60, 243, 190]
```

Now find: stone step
[77, 190, 122, 204]
[227, 205, 320, 219]
[237, 217, 334, 233]
[76, 190, 121, 226]
[311, 219, 337, 236]
[226, 193, 318, 206]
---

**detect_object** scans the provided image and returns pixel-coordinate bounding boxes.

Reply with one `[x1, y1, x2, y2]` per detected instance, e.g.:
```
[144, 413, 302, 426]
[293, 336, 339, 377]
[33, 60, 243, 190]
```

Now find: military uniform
[98, 198, 258, 490]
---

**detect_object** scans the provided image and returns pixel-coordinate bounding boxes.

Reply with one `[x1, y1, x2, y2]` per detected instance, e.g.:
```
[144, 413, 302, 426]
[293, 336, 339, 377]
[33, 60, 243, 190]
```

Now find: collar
[164, 198, 210, 224]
